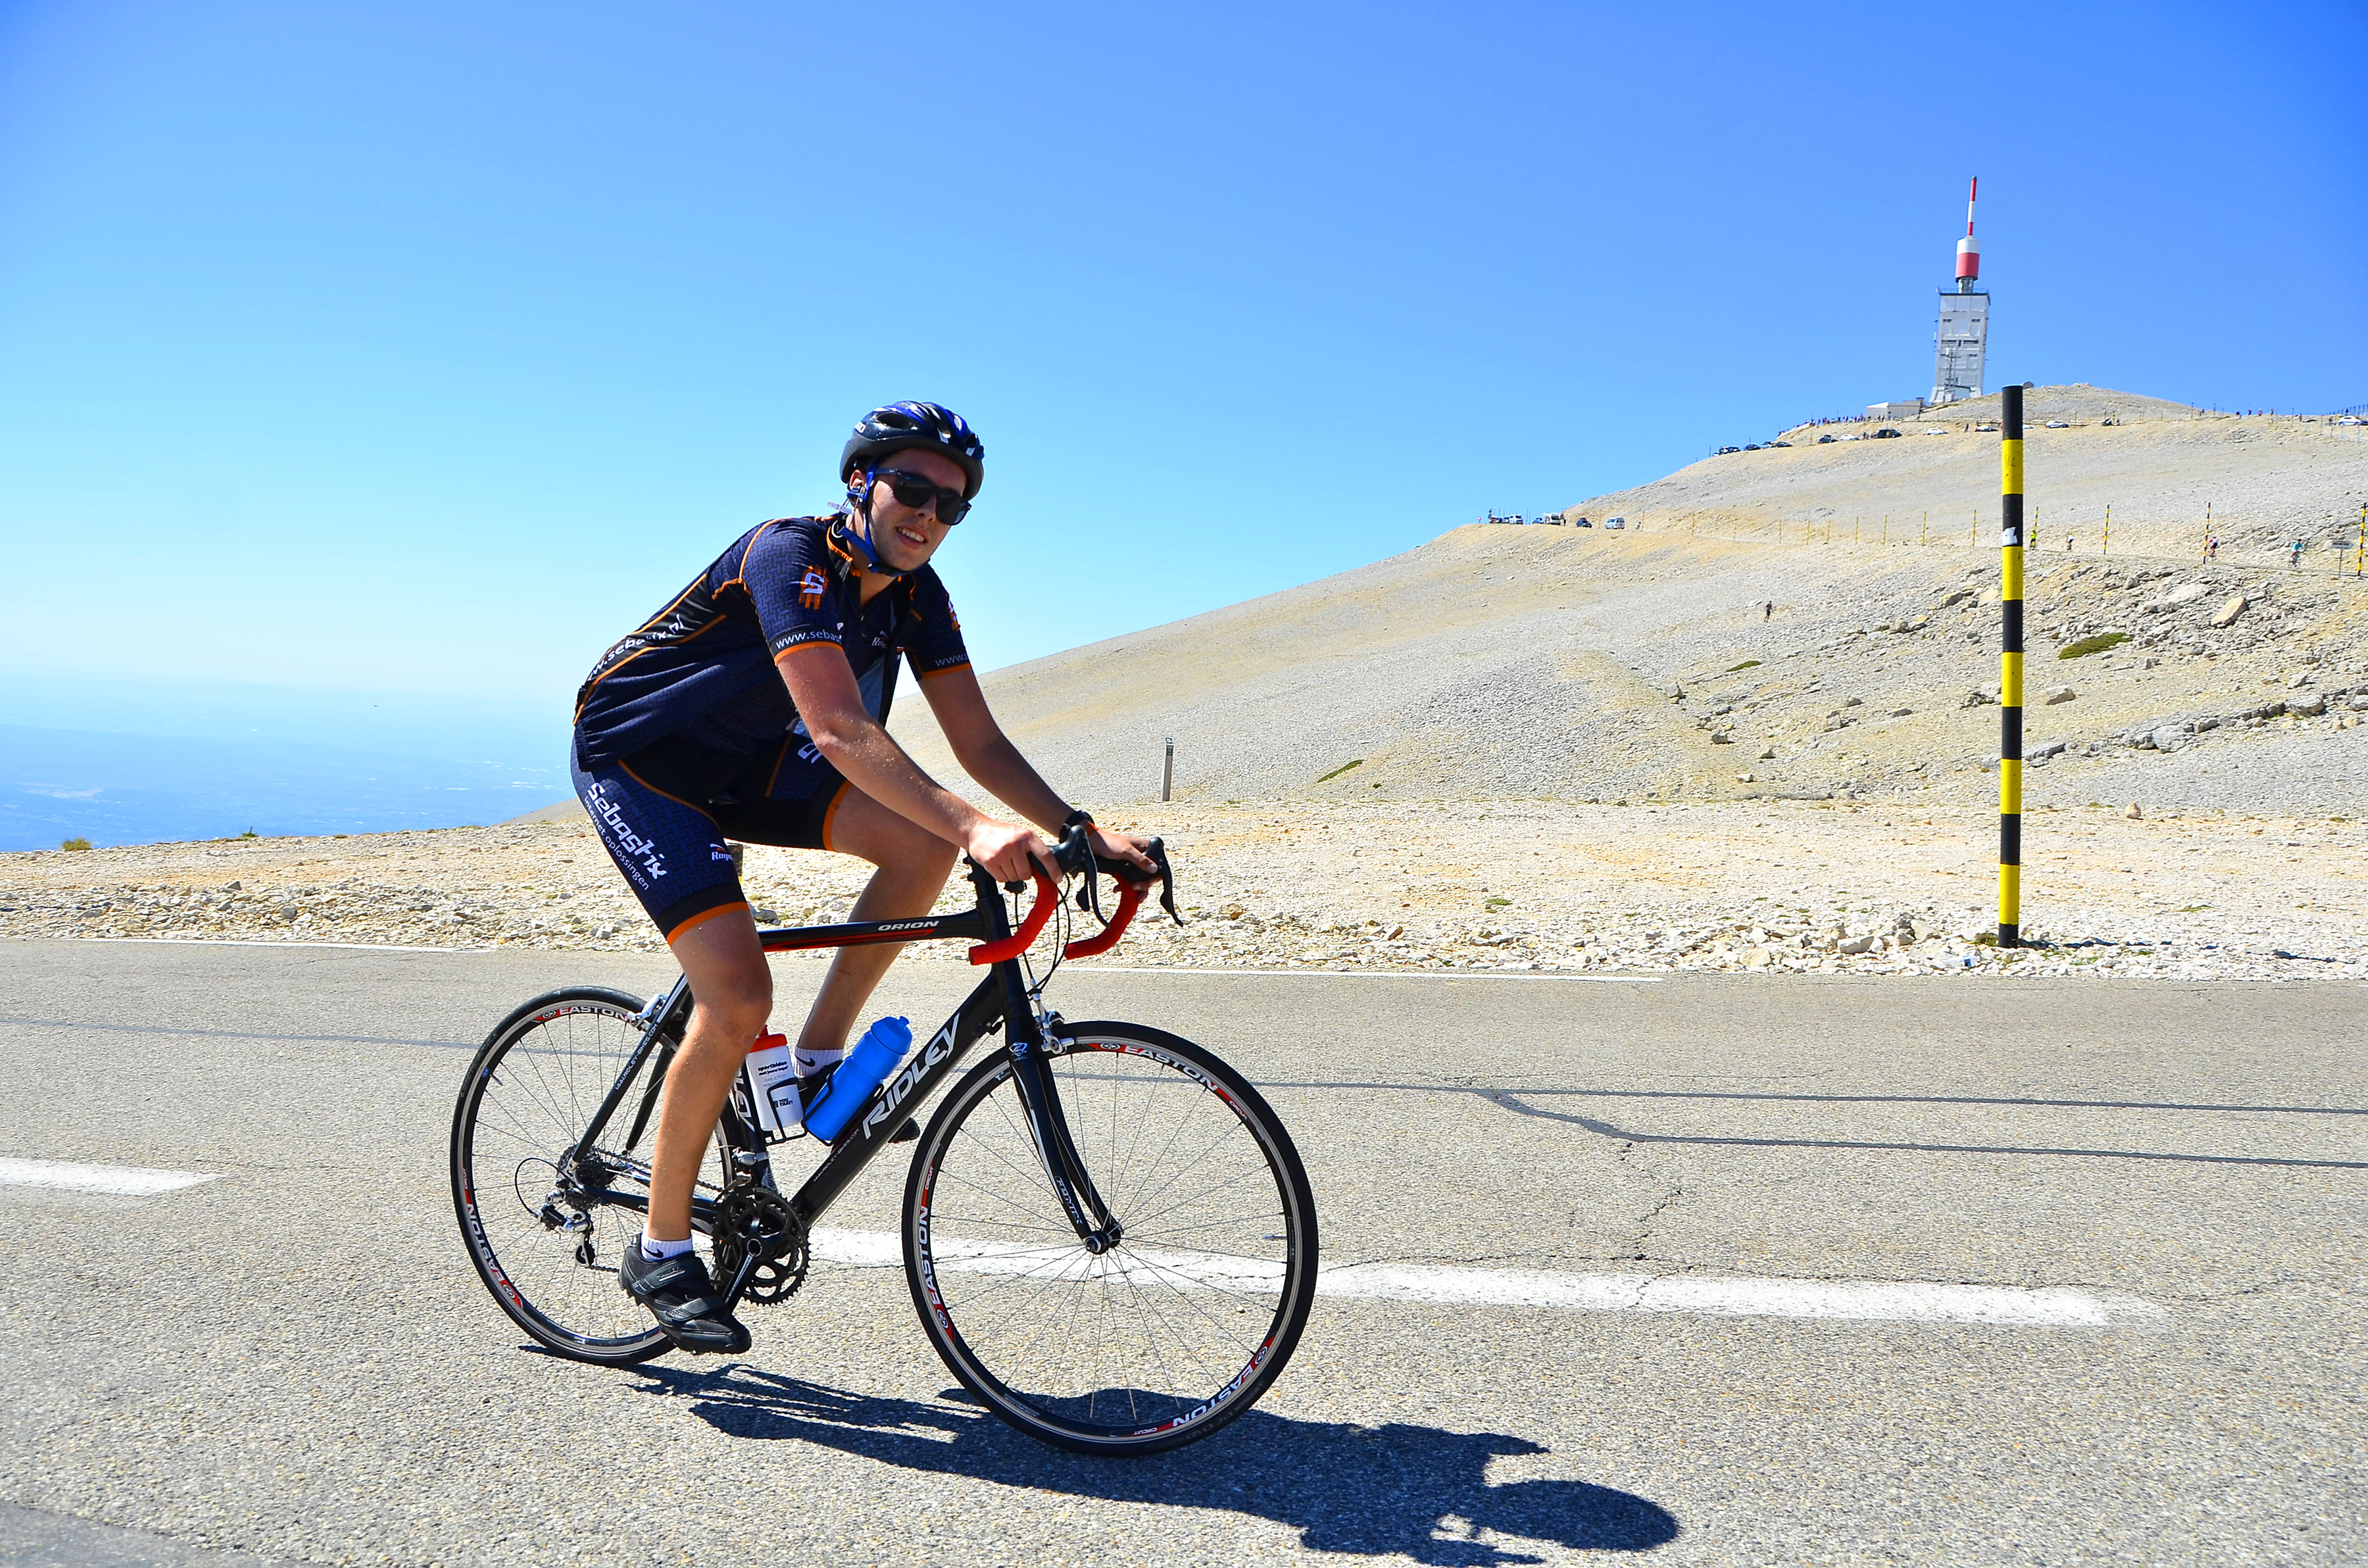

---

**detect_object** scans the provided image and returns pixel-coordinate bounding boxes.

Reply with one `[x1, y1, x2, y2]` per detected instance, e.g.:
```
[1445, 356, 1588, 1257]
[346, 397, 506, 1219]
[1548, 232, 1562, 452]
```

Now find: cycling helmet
[839, 401, 985, 499]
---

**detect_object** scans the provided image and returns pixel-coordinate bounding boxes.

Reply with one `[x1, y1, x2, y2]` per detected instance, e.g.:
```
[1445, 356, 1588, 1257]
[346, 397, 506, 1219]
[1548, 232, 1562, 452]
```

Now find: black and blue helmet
[840, 401, 985, 499]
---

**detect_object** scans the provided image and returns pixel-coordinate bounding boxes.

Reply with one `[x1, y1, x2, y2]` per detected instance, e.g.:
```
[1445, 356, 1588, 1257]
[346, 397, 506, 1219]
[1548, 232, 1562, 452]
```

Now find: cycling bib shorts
[572, 734, 851, 942]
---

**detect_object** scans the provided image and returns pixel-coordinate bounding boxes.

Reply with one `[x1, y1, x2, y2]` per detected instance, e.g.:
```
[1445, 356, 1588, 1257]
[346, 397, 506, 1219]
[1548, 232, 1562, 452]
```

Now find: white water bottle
[741, 1031, 800, 1135]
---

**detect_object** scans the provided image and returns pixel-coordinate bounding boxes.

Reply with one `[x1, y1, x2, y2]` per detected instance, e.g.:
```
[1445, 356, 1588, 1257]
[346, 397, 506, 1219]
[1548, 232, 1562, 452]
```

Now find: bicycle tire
[902, 1020, 1318, 1455]
[450, 985, 726, 1366]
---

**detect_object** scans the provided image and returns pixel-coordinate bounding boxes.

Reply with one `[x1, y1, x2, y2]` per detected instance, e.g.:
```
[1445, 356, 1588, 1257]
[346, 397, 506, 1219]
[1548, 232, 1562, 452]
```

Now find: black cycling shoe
[618, 1244, 751, 1355]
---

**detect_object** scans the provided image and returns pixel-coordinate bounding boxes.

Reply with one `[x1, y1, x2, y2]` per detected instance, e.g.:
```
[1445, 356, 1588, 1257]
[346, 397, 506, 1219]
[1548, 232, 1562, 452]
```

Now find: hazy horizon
[4, 3, 2358, 847]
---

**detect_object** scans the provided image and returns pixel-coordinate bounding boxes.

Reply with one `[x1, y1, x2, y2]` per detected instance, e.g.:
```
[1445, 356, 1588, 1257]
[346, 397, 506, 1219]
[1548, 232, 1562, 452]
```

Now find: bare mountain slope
[896, 388, 2368, 810]
[1566, 384, 2368, 565]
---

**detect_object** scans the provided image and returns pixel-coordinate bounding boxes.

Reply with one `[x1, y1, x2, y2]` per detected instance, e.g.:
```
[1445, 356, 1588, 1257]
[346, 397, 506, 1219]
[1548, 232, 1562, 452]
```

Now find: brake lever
[1146, 839, 1181, 925]
[1072, 838, 1178, 925]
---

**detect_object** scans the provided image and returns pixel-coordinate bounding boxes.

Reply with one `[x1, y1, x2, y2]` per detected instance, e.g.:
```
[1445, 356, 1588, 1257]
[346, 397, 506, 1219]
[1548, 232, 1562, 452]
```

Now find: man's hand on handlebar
[1085, 826, 1158, 884]
[964, 818, 1061, 887]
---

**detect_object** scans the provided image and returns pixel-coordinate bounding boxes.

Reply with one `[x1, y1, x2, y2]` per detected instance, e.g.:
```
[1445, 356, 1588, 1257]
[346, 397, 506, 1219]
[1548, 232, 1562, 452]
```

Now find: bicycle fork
[996, 967, 1122, 1253]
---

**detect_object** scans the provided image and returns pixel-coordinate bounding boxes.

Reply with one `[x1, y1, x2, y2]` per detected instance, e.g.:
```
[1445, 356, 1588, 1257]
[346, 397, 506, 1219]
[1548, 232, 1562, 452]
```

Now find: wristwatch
[1061, 809, 1095, 832]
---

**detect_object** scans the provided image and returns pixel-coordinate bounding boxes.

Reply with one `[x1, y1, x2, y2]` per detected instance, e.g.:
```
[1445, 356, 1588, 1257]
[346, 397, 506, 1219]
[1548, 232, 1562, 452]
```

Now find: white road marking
[810, 1229, 2162, 1326]
[74, 937, 483, 954]
[0, 1157, 219, 1196]
[1062, 966, 1660, 983]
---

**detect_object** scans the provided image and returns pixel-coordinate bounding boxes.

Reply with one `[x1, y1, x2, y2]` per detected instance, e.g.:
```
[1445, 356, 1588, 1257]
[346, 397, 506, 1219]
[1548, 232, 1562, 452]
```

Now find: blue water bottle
[800, 1017, 914, 1142]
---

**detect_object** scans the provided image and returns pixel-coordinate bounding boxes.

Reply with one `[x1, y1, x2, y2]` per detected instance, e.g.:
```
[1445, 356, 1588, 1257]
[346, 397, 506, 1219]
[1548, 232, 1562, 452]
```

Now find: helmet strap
[838, 467, 904, 578]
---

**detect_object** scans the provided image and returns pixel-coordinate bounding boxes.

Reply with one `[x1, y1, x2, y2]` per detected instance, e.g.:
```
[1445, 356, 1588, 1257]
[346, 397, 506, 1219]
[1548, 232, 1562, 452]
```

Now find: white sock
[794, 1043, 847, 1078]
[639, 1231, 695, 1261]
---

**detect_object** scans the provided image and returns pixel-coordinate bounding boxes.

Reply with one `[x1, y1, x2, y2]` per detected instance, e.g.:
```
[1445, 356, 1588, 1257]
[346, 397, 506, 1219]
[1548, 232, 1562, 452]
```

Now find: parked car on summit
[1717, 445, 1741, 455]
[1872, 427, 1901, 438]
[1570, 516, 1592, 527]
[1604, 516, 1627, 529]
[1817, 433, 1836, 444]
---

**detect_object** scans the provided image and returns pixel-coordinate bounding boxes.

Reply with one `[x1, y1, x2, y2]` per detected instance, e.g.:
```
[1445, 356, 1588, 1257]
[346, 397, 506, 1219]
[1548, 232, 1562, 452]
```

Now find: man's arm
[775, 645, 1050, 884]
[917, 666, 1156, 877]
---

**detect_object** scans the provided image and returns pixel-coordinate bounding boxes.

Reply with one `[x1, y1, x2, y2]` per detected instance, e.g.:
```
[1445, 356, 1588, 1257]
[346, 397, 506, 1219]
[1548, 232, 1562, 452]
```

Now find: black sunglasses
[872, 468, 971, 525]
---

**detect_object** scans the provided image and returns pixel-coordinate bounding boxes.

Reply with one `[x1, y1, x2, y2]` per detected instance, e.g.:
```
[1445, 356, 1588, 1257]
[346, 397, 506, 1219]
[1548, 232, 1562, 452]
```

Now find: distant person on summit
[568, 401, 1157, 1354]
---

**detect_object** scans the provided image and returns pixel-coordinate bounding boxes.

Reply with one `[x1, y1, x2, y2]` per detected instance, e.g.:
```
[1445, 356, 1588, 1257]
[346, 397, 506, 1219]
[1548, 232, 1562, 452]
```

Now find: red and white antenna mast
[1931, 176, 1990, 404]
[1955, 176, 1981, 292]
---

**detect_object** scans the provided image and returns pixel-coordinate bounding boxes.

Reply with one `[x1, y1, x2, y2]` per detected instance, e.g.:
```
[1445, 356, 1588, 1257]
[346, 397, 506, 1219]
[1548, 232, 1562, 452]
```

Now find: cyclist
[570, 400, 1156, 1353]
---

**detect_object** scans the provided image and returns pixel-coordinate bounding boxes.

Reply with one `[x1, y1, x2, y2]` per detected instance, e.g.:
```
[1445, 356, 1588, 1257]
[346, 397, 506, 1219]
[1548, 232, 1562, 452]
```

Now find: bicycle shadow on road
[632, 1363, 1678, 1563]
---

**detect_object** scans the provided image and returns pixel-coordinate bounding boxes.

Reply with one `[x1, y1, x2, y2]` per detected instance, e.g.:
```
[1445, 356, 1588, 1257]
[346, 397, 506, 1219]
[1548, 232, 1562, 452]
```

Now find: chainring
[711, 1179, 808, 1305]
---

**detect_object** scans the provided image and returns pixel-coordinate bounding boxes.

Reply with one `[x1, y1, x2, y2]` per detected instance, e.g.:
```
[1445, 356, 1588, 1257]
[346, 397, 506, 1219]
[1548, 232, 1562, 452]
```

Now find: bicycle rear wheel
[450, 986, 727, 1365]
[902, 1020, 1318, 1455]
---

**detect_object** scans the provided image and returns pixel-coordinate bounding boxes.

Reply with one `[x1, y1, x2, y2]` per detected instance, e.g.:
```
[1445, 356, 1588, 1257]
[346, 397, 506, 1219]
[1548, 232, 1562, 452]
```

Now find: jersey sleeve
[903, 568, 972, 677]
[737, 520, 844, 661]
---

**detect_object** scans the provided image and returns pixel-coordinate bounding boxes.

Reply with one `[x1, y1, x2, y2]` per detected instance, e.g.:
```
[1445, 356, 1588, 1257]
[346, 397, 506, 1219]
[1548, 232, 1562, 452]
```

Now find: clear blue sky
[2, 0, 2361, 739]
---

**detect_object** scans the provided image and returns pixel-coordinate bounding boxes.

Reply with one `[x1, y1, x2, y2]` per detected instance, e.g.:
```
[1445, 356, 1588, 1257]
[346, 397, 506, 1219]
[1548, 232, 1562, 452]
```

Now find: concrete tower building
[1929, 177, 1989, 405]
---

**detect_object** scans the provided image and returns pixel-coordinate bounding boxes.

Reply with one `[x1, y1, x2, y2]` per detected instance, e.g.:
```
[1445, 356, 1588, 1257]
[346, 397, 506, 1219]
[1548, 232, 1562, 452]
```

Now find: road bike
[449, 826, 1319, 1455]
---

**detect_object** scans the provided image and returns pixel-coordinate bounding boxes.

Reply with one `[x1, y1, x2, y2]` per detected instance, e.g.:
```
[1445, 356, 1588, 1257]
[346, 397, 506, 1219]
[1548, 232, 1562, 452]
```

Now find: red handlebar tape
[967, 869, 1062, 964]
[966, 869, 1150, 964]
[1059, 881, 1144, 959]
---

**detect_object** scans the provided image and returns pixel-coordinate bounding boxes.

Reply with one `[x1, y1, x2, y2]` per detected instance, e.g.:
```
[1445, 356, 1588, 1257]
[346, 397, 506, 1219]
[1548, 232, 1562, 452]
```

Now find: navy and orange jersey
[572, 514, 970, 767]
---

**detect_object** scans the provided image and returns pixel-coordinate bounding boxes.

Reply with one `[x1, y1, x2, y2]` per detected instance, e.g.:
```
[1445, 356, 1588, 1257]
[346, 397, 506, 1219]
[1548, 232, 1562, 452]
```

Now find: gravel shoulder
[14, 383, 2359, 986]
[6, 794, 2360, 982]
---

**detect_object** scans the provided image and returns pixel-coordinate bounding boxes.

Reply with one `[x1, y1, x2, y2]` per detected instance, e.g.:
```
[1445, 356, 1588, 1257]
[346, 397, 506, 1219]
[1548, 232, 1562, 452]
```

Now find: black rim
[452, 991, 718, 1356]
[908, 1030, 1315, 1448]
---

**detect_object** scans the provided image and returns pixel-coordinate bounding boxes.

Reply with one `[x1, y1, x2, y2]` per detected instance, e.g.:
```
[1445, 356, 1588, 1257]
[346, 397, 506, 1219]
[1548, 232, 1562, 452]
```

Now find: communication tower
[1930, 177, 1989, 405]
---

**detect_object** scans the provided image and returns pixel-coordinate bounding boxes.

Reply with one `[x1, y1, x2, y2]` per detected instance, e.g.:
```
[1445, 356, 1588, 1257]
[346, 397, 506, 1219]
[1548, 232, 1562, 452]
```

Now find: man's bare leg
[794, 787, 960, 1064]
[644, 911, 771, 1243]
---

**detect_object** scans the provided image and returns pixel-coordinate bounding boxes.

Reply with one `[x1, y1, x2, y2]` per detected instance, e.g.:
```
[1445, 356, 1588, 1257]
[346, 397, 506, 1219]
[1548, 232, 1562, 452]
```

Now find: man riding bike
[569, 401, 1156, 1353]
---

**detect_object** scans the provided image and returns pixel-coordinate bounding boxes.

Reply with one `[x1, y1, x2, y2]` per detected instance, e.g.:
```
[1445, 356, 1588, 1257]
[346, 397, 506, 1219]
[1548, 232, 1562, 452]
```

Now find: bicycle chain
[711, 1179, 808, 1305]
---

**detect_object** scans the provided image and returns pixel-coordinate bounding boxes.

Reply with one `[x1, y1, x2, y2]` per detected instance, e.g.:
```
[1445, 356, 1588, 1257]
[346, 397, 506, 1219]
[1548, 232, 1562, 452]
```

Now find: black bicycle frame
[567, 858, 1120, 1305]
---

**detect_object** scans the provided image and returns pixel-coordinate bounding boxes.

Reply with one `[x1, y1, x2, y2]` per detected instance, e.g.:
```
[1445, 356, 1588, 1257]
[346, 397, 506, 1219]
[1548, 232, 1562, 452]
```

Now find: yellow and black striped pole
[1998, 384, 2025, 947]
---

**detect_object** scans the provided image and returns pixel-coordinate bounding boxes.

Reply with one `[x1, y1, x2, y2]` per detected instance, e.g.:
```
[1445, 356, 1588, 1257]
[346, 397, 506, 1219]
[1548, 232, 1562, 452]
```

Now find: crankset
[711, 1179, 808, 1305]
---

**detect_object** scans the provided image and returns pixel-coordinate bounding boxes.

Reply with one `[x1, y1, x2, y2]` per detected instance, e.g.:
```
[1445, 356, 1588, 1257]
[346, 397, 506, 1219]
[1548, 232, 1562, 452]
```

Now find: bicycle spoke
[911, 1029, 1314, 1450]
[453, 991, 692, 1363]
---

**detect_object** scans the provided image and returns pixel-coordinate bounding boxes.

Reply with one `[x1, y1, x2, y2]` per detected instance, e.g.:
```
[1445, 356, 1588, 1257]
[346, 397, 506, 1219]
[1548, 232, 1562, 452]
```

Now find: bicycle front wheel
[902, 1020, 1318, 1455]
[450, 986, 727, 1365]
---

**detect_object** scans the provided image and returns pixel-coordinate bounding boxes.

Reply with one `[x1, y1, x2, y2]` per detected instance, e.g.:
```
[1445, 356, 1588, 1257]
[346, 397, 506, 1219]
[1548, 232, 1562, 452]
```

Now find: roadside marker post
[2103, 504, 2110, 558]
[1999, 384, 2025, 949]
[1162, 737, 1174, 802]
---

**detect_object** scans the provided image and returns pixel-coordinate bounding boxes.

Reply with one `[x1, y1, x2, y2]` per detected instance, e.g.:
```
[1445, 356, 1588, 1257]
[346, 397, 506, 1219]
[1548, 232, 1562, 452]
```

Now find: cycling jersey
[572, 514, 970, 769]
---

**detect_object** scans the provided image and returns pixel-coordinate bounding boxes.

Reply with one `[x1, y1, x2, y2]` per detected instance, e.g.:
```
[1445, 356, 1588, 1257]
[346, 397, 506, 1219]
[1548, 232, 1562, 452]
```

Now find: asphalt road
[3, 938, 2363, 1566]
